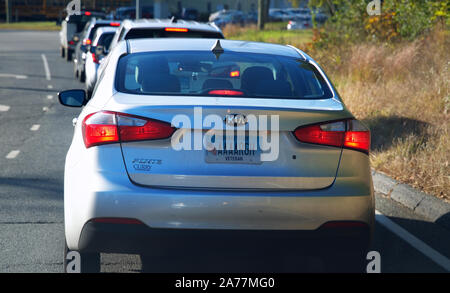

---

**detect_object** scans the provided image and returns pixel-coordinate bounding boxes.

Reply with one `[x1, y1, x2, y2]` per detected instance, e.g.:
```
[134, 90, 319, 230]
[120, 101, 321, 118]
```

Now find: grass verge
[223, 22, 313, 46]
[0, 21, 60, 31]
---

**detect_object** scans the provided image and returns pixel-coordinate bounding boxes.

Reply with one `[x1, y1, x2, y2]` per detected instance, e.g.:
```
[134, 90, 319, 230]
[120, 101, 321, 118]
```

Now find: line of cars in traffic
[208, 7, 328, 30]
[60, 12, 224, 98]
[58, 11, 373, 273]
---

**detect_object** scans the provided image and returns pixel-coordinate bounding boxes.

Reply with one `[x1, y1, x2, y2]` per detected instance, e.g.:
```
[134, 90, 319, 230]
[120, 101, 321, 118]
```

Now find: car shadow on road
[0, 176, 63, 199]
[362, 116, 429, 151]
[0, 86, 62, 93]
[371, 214, 450, 273]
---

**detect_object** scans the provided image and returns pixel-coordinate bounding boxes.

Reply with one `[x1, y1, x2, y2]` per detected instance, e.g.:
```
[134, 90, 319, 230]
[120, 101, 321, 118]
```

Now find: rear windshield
[115, 51, 333, 100]
[68, 15, 92, 32]
[89, 24, 115, 40]
[125, 28, 224, 40]
[68, 14, 104, 32]
[98, 33, 115, 50]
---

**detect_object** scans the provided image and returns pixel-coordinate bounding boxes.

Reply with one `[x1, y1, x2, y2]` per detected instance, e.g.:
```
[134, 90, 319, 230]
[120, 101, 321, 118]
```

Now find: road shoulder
[372, 170, 450, 231]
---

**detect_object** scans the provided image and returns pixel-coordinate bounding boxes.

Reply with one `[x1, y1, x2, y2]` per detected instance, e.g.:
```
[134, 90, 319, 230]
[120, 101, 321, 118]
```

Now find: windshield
[115, 51, 333, 100]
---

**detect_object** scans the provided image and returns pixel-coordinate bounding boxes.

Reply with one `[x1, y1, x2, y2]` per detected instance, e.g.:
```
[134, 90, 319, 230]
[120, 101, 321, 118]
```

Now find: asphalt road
[0, 31, 449, 273]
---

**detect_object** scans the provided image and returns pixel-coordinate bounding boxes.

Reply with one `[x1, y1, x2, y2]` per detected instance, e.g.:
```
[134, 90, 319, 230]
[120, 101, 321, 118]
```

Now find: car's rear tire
[63, 241, 101, 273]
[79, 70, 86, 83]
[65, 48, 72, 62]
[86, 86, 93, 100]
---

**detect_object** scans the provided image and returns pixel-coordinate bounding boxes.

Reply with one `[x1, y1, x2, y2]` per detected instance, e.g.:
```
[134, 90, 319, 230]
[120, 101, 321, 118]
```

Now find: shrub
[309, 0, 449, 45]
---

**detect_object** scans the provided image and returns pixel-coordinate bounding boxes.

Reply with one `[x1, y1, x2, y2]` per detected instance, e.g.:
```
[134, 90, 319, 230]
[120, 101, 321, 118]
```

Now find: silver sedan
[59, 38, 374, 273]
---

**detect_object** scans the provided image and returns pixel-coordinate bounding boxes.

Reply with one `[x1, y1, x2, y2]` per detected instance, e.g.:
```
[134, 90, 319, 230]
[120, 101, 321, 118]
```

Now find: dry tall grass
[307, 28, 450, 200]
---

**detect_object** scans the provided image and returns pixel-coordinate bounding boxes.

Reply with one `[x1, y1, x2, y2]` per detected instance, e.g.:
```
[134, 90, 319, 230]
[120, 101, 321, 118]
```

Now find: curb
[372, 170, 450, 230]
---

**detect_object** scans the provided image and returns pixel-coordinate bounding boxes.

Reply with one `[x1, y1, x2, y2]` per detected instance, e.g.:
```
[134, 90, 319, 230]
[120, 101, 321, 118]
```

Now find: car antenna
[211, 39, 224, 60]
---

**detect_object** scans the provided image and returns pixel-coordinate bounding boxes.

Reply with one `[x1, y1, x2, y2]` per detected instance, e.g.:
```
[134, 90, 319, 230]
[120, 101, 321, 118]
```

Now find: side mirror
[58, 90, 87, 107]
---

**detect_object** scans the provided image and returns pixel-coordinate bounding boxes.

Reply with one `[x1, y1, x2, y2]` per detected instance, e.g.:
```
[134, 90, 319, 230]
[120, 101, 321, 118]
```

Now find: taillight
[82, 111, 175, 148]
[208, 90, 244, 96]
[165, 27, 188, 32]
[83, 39, 92, 46]
[294, 119, 370, 153]
[82, 112, 119, 148]
[229, 70, 240, 77]
[84, 11, 91, 16]
[117, 114, 175, 142]
[92, 53, 99, 64]
[110, 22, 121, 27]
[344, 120, 371, 152]
[68, 40, 75, 45]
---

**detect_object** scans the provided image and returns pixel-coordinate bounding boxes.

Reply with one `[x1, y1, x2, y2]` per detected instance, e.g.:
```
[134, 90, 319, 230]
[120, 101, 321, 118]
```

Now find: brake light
[82, 111, 175, 148]
[165, 27, 189, 32]
[230, 70, 240, 77]
[294, 119, 370, 153]
[82, 112, 119, 148]
[92, 53, 99, 64]
[110, 22, 121, 27]
[117, 114, 175, 142]
[208, 90, 244, 96]
[68, 40, 75, 45]
[84, 11, 91, 16]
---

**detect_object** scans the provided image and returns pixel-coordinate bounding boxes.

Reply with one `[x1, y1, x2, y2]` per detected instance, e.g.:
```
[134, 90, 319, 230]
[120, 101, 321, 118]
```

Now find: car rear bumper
[78, 220, 371, 255]
[64, 146, 375, 251]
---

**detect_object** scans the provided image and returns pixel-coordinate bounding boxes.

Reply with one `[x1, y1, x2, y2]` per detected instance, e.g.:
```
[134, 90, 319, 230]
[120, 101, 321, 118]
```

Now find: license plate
[205, 137, 261, 164]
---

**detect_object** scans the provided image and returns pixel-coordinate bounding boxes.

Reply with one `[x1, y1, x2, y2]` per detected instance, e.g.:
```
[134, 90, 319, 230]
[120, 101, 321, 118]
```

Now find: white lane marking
[30, 124, 40, 131]
[47, 95, 53, 100]
[41, 54, 51, 81]
[0, 105, 10, 112]
[0, 73, 28, 79]
[47, 85, 53, 89]
[6, 150, 20, 159]
[376, 210, 450, 271]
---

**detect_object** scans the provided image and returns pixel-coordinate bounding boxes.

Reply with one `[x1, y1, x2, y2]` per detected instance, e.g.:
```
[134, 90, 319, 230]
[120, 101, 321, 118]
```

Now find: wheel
[79, 70, 86, 83]
[61, 46, 65, 58]
[86, 86, 93, 100]
[66, 48, 72, 62]
[64, 240, 101, 273]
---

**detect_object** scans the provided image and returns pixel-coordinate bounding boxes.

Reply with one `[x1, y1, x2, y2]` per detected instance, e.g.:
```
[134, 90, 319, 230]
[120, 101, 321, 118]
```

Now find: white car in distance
[85, 26, 118, 98]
